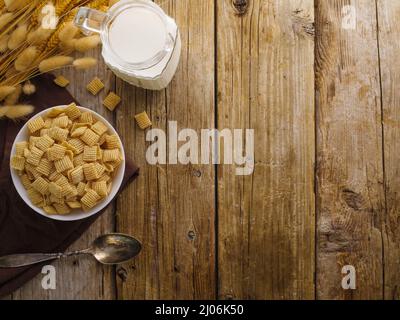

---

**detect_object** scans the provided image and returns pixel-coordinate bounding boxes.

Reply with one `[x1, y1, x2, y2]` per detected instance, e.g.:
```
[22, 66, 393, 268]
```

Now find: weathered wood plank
[315, 0, 385, 299]
[217, 0, 315, 299]
[11, 48, 117, 300]
[115, 0, 216, 299]
[377, 0, 400, 300]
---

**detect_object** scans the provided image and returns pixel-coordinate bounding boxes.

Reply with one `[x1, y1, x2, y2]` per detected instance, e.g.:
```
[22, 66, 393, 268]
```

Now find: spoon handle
[0, 253, 63, 268]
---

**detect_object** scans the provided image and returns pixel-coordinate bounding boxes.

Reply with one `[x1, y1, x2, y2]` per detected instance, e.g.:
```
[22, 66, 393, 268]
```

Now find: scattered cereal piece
[103, 92, 121, 111]
[36, 158, 53, 176]
[68, 138, 85, 154]
[86, 77, 105, 96]
[64, 103, 81, 120]
[69, 166, 84, 185]
[67, 201, 82, 209]
[47, 144, 66, 161]
[134, 111, 152, 130]
[43, 205, 58, 215]
[73, 153, 85, 167]
[81, 189, 101, 209]
[91, 121, 108, 136]
[26, 146, 44, 166]
[21, 174, 32, 189]
[83, 163, 100, 181]
[27, 188, 43, 205]
[48, 127, 69, 142]
[35, 134, 54, 151]
[79, 111, 93, 124]
[103, 149, 120, 163]
[52, 115, 69, 128]
[104, 134, 120, 149]
[31, 177, 49, 195]
[92, 181, 108, 197]
[11, 155, 25, 171]
[53, 75, 70, 88]
[54, 155, 74, 173]
[83, 145, 98, 162]
[53, 203, 71, 215]
[15, 141, 28, 156]
[81, 128, 100, 146]
[49, 182, 63, 198]
[27, 116, 45, 133]
[94, 162, 106, 177]
[71, 126, 87, 138]
[47, 107, 64, 118]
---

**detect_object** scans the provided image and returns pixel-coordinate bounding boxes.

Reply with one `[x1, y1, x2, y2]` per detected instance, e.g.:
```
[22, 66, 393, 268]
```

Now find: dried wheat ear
[0, 0, 115, 118]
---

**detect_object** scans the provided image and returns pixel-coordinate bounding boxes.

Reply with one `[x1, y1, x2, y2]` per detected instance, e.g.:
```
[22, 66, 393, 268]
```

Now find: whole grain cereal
[11, 104, 123, 215]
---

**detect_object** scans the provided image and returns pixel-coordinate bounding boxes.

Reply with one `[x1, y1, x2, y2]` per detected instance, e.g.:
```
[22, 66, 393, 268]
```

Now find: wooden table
[5, 0, 400, 300]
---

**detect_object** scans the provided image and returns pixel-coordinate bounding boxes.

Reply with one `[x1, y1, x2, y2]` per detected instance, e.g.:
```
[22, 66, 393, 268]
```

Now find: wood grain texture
[5, 0, 400, 301]
[10, 48, 117, 300]
[377, 0, 400, 300]
[217, 0, 315, 299]
[315, 0, 385, 299]
[115, 0, 216, 300]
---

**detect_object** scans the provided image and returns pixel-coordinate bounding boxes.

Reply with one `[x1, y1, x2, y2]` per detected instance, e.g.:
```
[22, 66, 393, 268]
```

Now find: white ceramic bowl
[10, 106, 126, 221]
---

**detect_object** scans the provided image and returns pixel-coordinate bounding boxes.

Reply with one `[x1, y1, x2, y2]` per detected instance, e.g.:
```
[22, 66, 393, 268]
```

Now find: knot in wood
[232, 0, 249, 15]
[342, 189, 364, 211]
[117, 267, 128, 282]
[192, 169, 202, 177]
[187, 230, 196, 240]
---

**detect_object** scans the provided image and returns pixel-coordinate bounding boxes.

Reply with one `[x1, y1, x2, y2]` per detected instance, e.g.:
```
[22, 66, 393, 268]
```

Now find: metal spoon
[0, 234, 142, 268]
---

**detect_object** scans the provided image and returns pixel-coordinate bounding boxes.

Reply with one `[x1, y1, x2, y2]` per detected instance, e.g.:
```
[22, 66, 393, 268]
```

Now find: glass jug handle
[74, 7, 106, 35]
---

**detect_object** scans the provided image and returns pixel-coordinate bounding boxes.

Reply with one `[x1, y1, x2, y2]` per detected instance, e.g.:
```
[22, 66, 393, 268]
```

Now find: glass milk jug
[74, 0, 181, 90]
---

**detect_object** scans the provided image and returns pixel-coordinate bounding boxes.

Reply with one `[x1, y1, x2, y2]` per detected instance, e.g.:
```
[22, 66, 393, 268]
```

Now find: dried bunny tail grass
[8, 24, 28, 50]
[59, 38, 76, 52]
[4, 0, 30, 12]
[0, 34, 9, 52]
[27, 27, 53, 45]
[22, 81, 36, 95]
[58, 22, 79, 42]
[4, 84, 21, 105]
[73, 57, 97, 70]
[0, 12, 13, 30]
[38, 55, 73, 73]
[0, 85, 16, 101]
[15, 46, 39, 71]
[0, 107, 8, 118]
[74, 35, 101, 52]
[0, 104, 34, 119]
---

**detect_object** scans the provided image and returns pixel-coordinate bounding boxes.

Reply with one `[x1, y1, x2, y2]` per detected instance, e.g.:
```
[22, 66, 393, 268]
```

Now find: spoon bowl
[90, 234, 142, 265]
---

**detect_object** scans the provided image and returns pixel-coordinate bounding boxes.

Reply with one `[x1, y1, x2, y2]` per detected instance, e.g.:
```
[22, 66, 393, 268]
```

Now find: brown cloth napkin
[0, 74, 139, 298]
